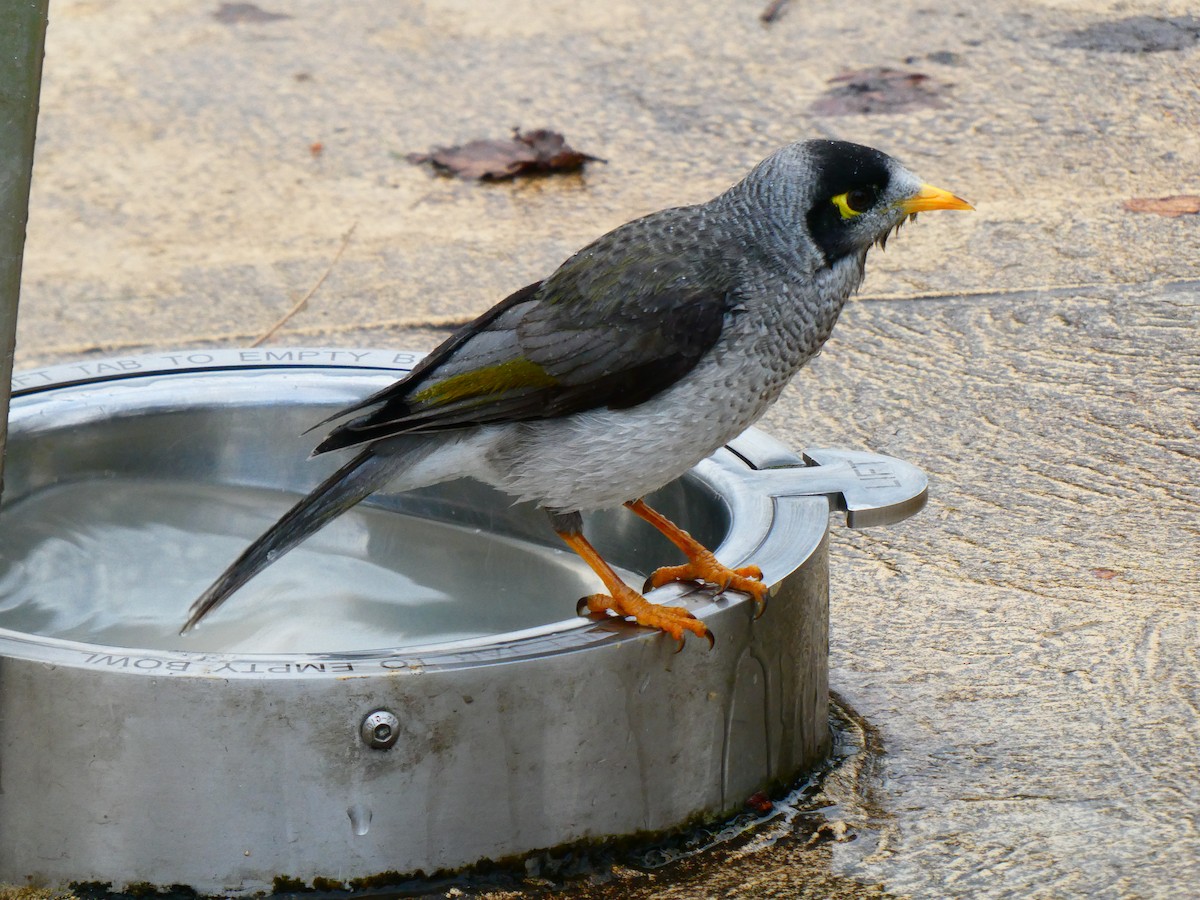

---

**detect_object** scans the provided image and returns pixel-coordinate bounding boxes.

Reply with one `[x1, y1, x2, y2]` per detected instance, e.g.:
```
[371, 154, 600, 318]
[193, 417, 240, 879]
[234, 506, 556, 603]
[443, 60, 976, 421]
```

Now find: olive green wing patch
[410, 357, 558, 406]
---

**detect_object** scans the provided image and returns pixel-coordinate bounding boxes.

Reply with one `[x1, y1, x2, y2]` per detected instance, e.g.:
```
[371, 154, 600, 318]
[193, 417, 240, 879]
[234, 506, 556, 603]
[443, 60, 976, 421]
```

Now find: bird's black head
[721, 139, 972, 269]
[802, 140, 911, 264]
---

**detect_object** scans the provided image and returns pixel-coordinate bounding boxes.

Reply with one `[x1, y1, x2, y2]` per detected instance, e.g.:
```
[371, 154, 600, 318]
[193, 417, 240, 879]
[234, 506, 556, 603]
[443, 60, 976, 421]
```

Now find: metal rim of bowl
[1, 348, 836, 675]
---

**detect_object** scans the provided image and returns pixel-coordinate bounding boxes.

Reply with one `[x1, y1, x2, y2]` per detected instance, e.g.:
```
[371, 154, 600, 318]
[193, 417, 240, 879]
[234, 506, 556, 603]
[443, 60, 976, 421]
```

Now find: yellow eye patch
[830, 187, 877, 220]
[831, 192, 860, 219]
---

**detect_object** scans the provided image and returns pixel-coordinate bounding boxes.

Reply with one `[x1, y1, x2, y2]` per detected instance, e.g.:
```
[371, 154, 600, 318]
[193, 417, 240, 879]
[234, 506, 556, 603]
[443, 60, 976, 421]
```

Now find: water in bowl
[0, 477, 637, 653]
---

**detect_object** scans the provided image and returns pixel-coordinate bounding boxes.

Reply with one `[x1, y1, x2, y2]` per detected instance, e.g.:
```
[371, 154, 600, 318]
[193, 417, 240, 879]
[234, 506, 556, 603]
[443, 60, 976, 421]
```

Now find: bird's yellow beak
[900, 183, 974, 214]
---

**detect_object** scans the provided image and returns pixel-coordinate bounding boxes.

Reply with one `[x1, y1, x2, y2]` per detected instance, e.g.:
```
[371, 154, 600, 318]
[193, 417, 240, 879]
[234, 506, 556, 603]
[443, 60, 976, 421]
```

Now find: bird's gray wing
[314, 211, 734, 454]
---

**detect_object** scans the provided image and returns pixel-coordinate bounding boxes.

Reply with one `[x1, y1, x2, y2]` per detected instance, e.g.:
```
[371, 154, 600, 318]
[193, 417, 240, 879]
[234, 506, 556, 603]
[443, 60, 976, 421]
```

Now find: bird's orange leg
[625, 498, 768, 617]
[556, 528, 713, 649]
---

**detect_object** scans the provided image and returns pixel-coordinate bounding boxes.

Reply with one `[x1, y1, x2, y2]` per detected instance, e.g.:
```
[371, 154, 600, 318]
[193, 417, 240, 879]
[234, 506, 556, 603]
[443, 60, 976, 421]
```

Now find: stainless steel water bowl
[0, 349, 926, 894]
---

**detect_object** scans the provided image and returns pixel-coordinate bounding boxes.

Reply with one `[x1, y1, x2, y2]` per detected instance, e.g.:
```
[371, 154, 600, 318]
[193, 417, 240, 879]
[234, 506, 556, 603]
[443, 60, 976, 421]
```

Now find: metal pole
[0, 0, 49, 501]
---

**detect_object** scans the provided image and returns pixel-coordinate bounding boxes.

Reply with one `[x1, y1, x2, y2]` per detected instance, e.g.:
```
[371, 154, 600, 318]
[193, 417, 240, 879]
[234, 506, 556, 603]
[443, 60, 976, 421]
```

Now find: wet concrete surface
[11, 0, 1200, 897]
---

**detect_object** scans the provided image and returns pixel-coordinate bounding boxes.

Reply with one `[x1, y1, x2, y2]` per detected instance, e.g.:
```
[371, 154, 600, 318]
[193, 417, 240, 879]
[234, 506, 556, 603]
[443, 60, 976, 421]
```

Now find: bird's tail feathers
[180, 449, 408, 634]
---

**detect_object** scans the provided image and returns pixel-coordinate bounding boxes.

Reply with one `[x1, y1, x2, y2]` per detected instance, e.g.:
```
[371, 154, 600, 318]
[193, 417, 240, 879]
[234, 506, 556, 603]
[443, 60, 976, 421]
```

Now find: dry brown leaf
[1122, 195, 1200, 217]
[407, 129, 602, 181]
[760, 0, 790, 24]
[812, 67, 947, 116]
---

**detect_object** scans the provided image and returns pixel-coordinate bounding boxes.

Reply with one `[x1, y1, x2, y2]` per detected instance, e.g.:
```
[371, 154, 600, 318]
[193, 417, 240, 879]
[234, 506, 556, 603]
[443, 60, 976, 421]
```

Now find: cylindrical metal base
[0, 349, 924, 893]
[0, 550, 828, 890]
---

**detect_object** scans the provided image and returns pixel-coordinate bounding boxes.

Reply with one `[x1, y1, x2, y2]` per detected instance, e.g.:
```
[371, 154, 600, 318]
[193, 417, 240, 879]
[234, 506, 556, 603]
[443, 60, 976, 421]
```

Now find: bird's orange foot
[645, 548, 768, 618]
[576, 582, 714, 650]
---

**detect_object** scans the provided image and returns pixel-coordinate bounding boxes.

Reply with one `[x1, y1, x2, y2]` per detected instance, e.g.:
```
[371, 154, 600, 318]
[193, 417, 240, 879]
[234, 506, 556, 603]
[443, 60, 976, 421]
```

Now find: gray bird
[182, 139, 972, 645]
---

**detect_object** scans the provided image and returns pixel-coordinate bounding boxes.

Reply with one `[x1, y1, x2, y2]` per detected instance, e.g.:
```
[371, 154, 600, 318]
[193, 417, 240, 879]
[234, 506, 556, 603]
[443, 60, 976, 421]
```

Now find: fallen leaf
[812, 67, 947, 116]
[760, 0, 790, 24]
[745, 791, 774, 814]
[1122, 195, 1200, 217]
[408, 129, 603, 181]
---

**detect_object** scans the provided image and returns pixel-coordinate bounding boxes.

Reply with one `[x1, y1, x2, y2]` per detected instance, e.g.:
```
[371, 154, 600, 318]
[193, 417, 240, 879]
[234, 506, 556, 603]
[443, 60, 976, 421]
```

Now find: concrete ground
[13, 0, 1200, 897]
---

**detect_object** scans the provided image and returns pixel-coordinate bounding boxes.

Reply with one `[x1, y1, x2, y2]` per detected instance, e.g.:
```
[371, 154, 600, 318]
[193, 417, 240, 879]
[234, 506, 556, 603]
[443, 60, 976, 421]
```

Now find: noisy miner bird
[182, 139, 972, 645]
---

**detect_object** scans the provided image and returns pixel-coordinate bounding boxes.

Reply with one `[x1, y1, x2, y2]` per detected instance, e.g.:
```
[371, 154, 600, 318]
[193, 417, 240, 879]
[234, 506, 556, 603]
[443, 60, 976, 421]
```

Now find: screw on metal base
[360, 710, 400, 749]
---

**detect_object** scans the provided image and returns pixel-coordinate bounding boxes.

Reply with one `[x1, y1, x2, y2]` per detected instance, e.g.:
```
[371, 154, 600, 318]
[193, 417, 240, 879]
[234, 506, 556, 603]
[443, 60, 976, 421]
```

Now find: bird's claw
[675, 626, 716, 654]
[575, 588, 713, 649]
[645, 554, 768, 618]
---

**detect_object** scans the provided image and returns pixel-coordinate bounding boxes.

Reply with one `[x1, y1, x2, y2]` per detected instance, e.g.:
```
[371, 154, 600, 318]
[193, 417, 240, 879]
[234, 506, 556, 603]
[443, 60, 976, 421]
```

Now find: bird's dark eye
[846, 187, 876, 212]
[830, 186, 878, 220]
